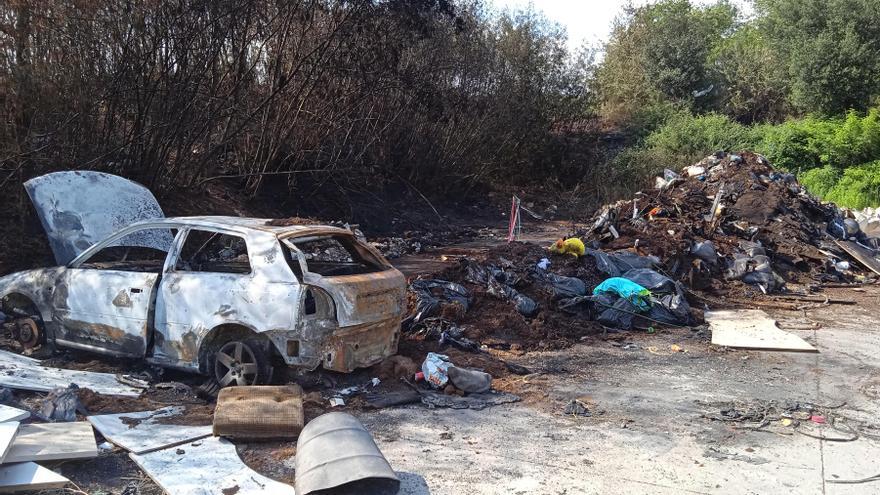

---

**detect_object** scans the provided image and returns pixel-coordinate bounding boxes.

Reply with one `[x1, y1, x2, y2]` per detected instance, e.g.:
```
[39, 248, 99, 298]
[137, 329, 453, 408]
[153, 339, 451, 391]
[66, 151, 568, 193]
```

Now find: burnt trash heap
[587, 151, 880, 293]
[404, 151, 880, 340]
[404, 240, 690, 342]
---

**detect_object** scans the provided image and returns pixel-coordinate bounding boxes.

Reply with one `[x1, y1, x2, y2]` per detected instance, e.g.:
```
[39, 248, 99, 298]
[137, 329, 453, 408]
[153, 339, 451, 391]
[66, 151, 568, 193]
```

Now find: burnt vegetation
[0, 0, 593, 225]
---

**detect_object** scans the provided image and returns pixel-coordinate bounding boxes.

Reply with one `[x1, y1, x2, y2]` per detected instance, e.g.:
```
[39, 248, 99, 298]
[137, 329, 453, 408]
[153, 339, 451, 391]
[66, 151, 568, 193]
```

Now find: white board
[130, 436, 296, 495]
[88, 407, 212, 454]
[0, 405, 29, 423]
[0, 350, 142, 396]
[4, 422, 97, 463]
[0, 462, 69, 493]
[0, 422, 19, 464]
[707, 309, 817, 352]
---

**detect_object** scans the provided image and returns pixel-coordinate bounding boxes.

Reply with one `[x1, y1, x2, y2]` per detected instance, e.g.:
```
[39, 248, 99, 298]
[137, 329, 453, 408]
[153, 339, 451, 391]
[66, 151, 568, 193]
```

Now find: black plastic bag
[621, 268, 693, 325]
[596, 296, 639, 329]
[409, 279, 471, 324]
[535, 271, 587, 299]
[587, 249, 660, 277]
[487, 278, 538, 316]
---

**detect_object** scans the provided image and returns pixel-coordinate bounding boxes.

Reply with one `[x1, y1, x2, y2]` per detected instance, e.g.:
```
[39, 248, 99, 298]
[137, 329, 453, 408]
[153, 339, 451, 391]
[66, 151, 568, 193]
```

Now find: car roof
[130, 216, 352, 237]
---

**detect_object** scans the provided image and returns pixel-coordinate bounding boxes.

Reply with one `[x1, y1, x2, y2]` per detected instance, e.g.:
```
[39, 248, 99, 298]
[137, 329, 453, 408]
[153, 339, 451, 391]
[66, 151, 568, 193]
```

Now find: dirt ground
[363, 286, 880, 494]
[6, 219, 878, 495]
[23, 282, 880, 495]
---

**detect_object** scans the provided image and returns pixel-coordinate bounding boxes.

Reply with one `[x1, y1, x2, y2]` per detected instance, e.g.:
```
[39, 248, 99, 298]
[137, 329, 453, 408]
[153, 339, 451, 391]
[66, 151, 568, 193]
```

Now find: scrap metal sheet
[130, 436, 295, 495]
[88, 407, 212, 454]
[0, 350, 143, 396]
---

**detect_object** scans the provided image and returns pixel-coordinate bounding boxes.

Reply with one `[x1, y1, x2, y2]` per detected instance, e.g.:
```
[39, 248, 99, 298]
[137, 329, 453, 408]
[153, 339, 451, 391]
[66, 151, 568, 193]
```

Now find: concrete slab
[4, 422, 97, 463]
[0, 422, 19, 464]
[0, 462, 69, 492]
[707, 309, 817, 351]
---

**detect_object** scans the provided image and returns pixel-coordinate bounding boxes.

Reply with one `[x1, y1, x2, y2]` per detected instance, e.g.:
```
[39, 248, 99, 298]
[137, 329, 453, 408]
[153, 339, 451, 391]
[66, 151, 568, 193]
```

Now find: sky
[489, 1, 753, 49]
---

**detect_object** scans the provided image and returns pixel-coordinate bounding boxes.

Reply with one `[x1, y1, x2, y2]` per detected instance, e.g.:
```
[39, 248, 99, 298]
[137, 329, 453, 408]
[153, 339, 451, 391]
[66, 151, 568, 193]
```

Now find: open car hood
[25, 171, 172, 265]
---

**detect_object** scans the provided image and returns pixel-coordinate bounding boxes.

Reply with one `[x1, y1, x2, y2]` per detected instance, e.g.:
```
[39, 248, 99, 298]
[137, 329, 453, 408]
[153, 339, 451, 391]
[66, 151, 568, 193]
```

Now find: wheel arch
[0, 291, 50, 325]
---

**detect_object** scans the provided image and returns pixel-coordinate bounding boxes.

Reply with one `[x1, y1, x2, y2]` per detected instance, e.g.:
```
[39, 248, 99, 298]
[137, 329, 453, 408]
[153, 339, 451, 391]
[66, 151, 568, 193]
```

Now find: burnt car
[0, 172, 405, 386]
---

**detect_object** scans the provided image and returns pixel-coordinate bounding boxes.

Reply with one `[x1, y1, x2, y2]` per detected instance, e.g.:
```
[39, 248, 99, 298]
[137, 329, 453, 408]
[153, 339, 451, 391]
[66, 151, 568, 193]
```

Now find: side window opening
[79, 228, 177, 273]
[283, 235, 386, 277]
[175, 230, 251, 274]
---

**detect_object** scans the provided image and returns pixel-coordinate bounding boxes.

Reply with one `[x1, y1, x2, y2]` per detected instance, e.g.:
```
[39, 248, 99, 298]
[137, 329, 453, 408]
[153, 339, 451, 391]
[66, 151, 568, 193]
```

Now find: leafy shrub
[823, 161, 880, 209]
[753, 118, 831, 172]
[644, 112, 758, 165]
[823, 109, 880, 168]
[755, 109, 880, 172]
[798, 166, 840, 198]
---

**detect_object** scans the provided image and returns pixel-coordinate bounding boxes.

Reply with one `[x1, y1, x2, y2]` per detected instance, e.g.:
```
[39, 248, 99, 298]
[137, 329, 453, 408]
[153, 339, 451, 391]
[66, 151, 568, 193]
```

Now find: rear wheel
[212, 339, 272, 387]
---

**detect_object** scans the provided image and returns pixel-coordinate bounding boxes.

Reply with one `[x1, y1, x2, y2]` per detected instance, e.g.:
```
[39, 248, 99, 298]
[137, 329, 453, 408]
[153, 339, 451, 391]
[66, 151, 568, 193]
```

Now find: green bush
[823, 109, 880, 168]
[798, 166, 840, 198]
[754, 109, 880, 172]
[644, 112, 758, 165]
[823, 161, 880, 209]
[753, 118, 833, 172]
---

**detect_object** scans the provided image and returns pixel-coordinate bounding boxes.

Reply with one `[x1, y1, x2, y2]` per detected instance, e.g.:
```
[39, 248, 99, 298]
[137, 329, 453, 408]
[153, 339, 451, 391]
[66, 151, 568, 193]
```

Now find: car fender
[0, 268, 65, 324]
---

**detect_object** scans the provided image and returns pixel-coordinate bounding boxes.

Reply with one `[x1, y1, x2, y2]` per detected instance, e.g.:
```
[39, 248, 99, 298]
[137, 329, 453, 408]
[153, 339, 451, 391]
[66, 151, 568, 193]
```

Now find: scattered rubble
[370, 228, 488, 259]
[38, 385, 82, 422]
[0, 350, 143, 396]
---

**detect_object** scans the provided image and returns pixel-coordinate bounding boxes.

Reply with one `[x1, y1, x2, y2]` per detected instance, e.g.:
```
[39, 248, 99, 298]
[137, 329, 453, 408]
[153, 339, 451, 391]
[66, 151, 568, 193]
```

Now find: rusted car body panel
[0, 177, 405, 376]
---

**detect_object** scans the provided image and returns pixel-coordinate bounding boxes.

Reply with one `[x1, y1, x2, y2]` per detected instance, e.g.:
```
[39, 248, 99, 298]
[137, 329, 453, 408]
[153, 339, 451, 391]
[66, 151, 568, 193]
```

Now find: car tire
[211, 338, 273, 387]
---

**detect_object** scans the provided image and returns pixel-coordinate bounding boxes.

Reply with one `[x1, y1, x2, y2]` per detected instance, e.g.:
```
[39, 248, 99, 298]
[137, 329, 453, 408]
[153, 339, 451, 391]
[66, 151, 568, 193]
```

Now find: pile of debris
[586, 151, 880, 293]
[404, 240, 695, 345]
[401, 151, 880, 343]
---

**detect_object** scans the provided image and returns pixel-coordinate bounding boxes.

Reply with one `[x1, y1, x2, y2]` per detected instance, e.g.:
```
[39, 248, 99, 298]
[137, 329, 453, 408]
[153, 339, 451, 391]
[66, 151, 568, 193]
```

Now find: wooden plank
[88, 407, 212, 454]
[0, 350, 142, 396]
[707, 309, 817, 352]
[835, 240, 880, 276]
[0, 462, 69, 493]
[0, 405, 28, 424]
[4, 423, 97, 463]
[213, 385, 304, 439]
[130, 436, 295, 495]
[0, 423, 19, 465]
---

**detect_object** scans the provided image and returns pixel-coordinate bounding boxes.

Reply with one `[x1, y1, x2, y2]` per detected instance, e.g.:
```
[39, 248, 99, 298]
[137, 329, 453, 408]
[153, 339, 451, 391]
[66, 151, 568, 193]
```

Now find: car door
[52, 226, 177, 357]
[151, 227, 300, 369]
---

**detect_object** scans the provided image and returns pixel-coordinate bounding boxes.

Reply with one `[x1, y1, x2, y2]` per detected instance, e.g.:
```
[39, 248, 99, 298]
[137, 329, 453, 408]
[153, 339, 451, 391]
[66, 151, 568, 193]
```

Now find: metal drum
[295, 412, 400, 495]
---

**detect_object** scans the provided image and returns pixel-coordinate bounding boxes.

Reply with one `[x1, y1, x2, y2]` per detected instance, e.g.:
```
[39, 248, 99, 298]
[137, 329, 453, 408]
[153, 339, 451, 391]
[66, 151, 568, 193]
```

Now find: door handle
[130, 288, 142, 294]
